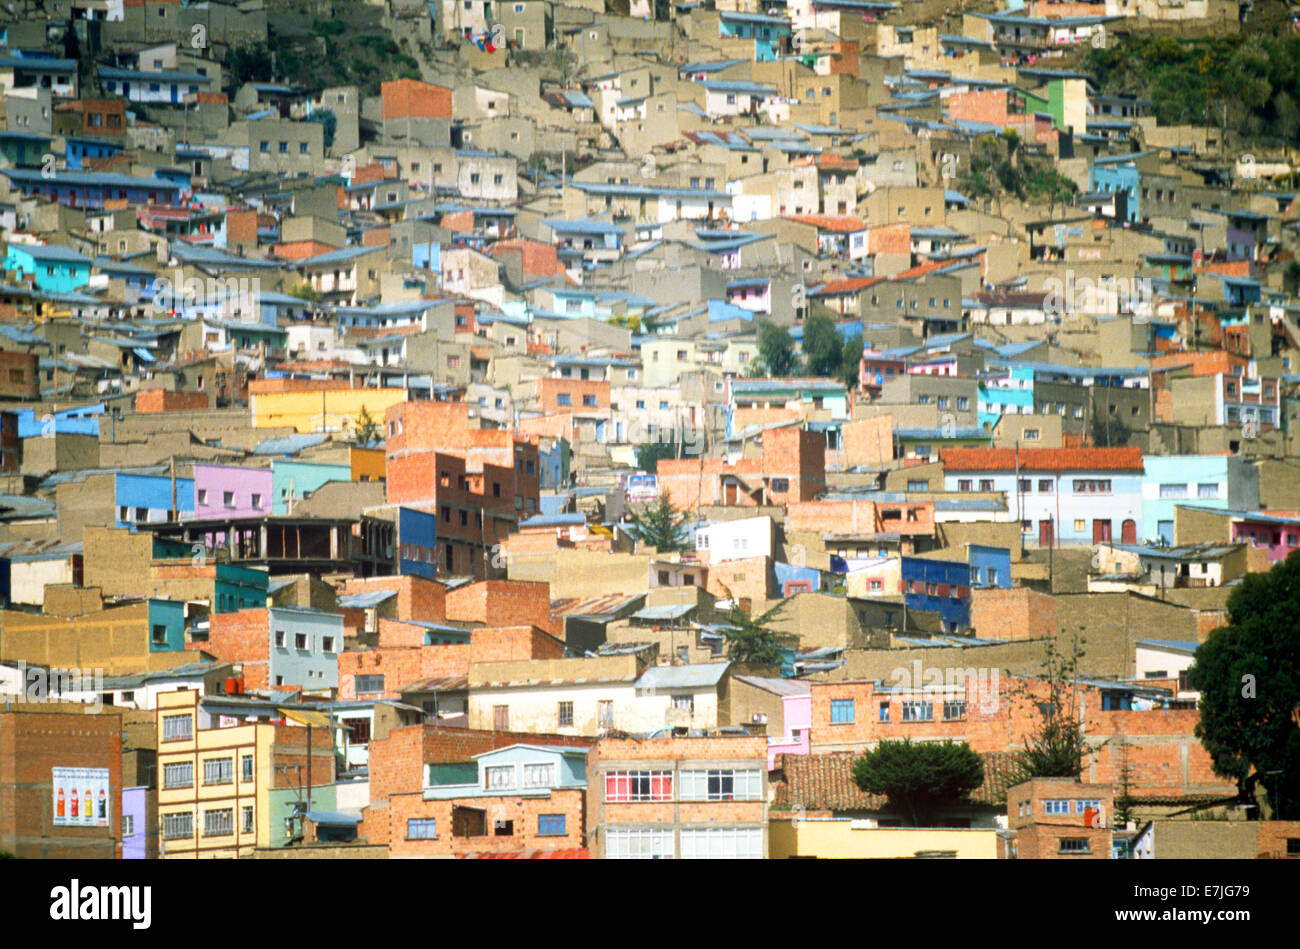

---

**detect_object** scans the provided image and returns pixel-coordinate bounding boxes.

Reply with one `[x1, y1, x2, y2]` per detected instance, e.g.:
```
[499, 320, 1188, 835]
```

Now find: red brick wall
[705, 554, 771, 604]
[970, 587, 1059, 640]
[946, 88, 1009, 127]
[469, 625, 566, 663]
[867, 223, 911, 255]
[761, 427, 825, 503]
[337, 575, 447, 623]
[839, 415, 893, 469]
[134, 389, 211, 413]
[0, 351, 38, 400]
[386, 788, 586, 857]
[446, 580, 553, 631]
[205, 609, 270, 691]
[0, 710, 123, 858]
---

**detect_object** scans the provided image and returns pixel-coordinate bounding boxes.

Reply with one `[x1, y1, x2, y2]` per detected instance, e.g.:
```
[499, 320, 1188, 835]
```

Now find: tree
[228, 44, 275, 87]
[351, 405, 381, 447]
[286, 282, 322, 303]
[718, 597, 793, 666]
[852, 739, 985, 827]
[758, 322, 799, 377]
[1026, 169, 1078, 218]
[307, 108, 338, 150]
[1114, 740, 1137, 829]
[1090, 411, 1128, 448]
[1283, 261, 1300, 297]
[801, 313, 841, 378]
[839, 332, 863, 390]
[634, 439, 679, 473]
[627, 496, 687, 553]
[1187, 551, 1300, 819]
[1008, 636, 1091, 783]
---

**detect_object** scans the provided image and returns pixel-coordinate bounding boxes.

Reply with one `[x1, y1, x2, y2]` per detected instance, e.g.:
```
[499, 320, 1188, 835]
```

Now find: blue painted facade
[15, 405, 102, 437]
[115, 473, 196, 527]
[398, 507, 438, 580]
[215, 564, 269, 614]
[1090, 159, 1140, 223]
[268, 607, 343, 690]
[1141, 455, 1260, 544]
[538, 438, 570, 490]
[901, 555, 974, 631]
[774, 560, 822, 595]
[271, 460, 351, 515]
[967, 544, 1013, 590]
[3, 244, 92, 293]
[148, 598, 187, 652]
[64, 137, 125, 171]
[121, 786, 149, 858]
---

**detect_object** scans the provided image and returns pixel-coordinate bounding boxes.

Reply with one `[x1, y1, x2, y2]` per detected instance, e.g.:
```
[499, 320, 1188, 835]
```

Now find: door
[1038, 519, 1054, 547]
[724, 481, 739, 505]
[1092, 519, 1112, 543]
[1121, 519, 1137, 544]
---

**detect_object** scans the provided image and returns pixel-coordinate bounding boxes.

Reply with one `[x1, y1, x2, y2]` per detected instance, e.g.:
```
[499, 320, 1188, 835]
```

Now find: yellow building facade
[769, 816, 999, 859]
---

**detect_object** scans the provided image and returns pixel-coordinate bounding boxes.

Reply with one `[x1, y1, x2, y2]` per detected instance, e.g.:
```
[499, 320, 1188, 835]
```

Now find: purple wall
[122, 786, 147, 859]
[192, 464, 274, 520]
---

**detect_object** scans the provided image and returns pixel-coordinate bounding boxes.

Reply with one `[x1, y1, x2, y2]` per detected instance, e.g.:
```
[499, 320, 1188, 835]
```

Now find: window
[901, 701, 933, 722]
[407, 818, 437, 839]
[295, 633, 308, 650]
[557, 393, 572, 406]
[538, 814, 566, 836]
[1019, 478, 1033, 493]
[241, 806, 254, 834]
[274, 630, 286, 648]
[485, 766, 515, 790]
[878, 701, 891, 722]
[770, 477, 790, 493]
[1158, 483, 1188, 499]
[122, 815, 135, 838]
[322, 636, 335, 654]
[1043, 799, 1071, 815]
[1197, 483, 1219, 498]
[680, 827, 763, 859]
[605, 827, 673, 859]
[152, 624, 168, 645]
[204, 808, 233, 837]
[598, 700, 614, 728]
[493, 705, 509, 730]
[162, 714, 193, 742]
[251, 493, 262, 509]
[241, 755, 254, 782]
[958, 479, 972, 492]
[354, 674, 384, 694]
[203, 758, 233, 786]
[672, 694, 694, 715]
[605, 771, 673, 802]
[1059, 838, 1091, 854]
[163, 761, 193, 789]
[680, 769, 761, 801]
[1073, 479, 1112, 495]
[582, 394, 597, 407]
[1023, 428, 1040, 441]
[162, 812, 192, 840]
[978, 479, 994, 491]
[197, 489, 208, 505]
[943, 699, 966, 721]
[557, 701, 574, 727]
[523, 763, 555, 788]
[1038, 479, 1053, 493]
[830, 699, 855, 723]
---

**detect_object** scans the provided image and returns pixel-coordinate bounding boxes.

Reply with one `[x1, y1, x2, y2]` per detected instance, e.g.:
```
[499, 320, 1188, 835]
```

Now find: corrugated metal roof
[637, 662, 731, 691]
[732, 675, 810, 697]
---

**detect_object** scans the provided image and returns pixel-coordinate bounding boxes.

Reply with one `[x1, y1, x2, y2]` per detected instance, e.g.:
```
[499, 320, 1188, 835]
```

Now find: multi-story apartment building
[586, 735, 769, 858]
[155, 690, 334, 858]
[1002, 778, 1114, 859]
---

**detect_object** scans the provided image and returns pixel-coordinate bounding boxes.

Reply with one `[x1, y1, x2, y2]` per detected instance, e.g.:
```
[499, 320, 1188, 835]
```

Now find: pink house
[190, 463, 274, 520]
[1231, 512, 1300, 563]
[735, 676, 812, 770]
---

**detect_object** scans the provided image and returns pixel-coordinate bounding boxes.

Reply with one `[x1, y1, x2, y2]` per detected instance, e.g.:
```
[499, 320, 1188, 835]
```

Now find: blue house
[1141, 455, 1260, 544]
[901, 544, 1010, 632]
[718, 11, 791, 60]
[424, 744, 588, 799]
[1, 168, 183, 209]
[115, 473, 196, 527]
[64, 136, 125, 171]
[3, 243, 93, 293]
[1089, 153, 1146, 224]
[148, 599, 187, 652]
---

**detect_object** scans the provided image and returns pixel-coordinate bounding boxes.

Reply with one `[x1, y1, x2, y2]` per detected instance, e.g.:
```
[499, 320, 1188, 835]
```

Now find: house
[388, 743, 590, 857]
[941, 446, 1146, 547]
[1002, 778, 1115, 860]
[204, 607, 344, 692]
[3, 244, 93, 294]
[585, 734, 769, 858]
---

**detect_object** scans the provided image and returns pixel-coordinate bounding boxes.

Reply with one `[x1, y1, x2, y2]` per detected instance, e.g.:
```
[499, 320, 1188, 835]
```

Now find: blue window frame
[407, 818, 436, 839]
[557, 393, 572, 406]
[830, 699, 854, 724]
[538, 813, 566, 836]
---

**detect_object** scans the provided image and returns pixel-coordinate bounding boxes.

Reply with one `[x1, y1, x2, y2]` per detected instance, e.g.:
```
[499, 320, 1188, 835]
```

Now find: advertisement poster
[52, 767, 111, 828]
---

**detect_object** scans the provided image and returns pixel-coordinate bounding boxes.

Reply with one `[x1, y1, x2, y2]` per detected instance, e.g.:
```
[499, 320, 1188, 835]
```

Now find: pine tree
[628, 496, 687, 553]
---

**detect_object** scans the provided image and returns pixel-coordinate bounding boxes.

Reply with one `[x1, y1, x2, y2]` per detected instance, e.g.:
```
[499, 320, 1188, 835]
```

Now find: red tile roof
[788, 214, 865, 232]
[940, 446, 1145, 473]
[810, 275, 885, 296]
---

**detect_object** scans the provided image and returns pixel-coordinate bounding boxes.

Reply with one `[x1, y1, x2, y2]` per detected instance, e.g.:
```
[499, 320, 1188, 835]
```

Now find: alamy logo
[888, 662, 1001, 714]
[7, 661, 103, 711]
[1042, 271, 1153, 319]
[50, 880, 151, 929]
[150, 268, 262, 316]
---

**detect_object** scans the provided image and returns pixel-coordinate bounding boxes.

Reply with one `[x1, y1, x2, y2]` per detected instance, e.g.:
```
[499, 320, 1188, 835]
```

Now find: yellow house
[155, 690, 334, 858]
[769, 815, 999, 859]
[250, 386, 410, 434]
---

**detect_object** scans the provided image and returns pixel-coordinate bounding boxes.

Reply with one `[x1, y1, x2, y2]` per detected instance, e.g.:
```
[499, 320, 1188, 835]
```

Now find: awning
[277, 707, 332, 729]
[132, 347, 156, 363]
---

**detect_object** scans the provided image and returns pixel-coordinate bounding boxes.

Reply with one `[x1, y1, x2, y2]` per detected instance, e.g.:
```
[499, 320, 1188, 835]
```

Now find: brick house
[1002, 777, 1114, 859]
[585, 734, 768, 858]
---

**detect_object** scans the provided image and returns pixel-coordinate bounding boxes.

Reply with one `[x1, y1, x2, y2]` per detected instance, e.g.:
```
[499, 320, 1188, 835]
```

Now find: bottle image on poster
[52, 767, 111, 827]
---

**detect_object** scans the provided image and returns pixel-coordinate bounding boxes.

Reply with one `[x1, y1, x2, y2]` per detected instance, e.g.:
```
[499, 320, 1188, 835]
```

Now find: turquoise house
[271, 459, 352, 515]
[1141, 455, 1260, 545]
[4, 243, 93, 293]
[424, 744, 588, 799]
[148, 598, 187, 652]
[977, 365, 1035, 428]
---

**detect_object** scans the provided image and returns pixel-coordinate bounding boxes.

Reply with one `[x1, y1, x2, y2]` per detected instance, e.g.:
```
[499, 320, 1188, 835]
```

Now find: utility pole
[170, 455, 177, 521]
